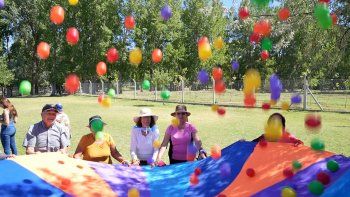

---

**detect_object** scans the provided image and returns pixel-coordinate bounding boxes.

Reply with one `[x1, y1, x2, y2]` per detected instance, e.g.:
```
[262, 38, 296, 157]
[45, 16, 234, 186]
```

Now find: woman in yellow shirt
[73, 115, 129, 165]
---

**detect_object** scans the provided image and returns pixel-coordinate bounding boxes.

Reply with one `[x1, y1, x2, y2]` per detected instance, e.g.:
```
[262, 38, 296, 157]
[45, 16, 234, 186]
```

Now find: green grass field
[6, 96, 350, 163]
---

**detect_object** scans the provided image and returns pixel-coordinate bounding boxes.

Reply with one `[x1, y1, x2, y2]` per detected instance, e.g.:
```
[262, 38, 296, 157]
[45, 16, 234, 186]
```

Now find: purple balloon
[231, 61, 239, 71]
[271, 91, 281, 101]
[197, 69, 209, 84]
[0, 0, 4, 9]
[147, 157, 154, 164]
[291, 93, 302, 104]
[161, 5, 172, 21]
[220, 162, 231, 178]
[270, 74, 283, 100]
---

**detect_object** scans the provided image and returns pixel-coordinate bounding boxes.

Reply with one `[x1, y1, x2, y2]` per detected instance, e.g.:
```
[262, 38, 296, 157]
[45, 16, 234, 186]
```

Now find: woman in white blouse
[130, 108, 159, 166]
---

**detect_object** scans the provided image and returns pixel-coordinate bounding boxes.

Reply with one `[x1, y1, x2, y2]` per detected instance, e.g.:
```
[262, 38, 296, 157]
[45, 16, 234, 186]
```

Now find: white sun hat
[133, 108, 159, 123]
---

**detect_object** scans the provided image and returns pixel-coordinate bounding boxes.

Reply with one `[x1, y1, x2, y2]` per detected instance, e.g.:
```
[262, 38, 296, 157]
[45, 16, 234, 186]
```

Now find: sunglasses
[176, 112, 187, 116]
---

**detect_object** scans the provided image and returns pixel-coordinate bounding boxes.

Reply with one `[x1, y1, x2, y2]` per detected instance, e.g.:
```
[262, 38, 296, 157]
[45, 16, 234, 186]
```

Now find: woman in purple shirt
[156, 105, 206, 165]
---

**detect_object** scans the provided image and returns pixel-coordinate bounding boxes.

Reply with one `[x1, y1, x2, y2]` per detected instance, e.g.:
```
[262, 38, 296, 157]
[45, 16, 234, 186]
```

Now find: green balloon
[292, 160, 302, 170]
[91, 119, 104, 132]
[142, 80, 151, 90]
[107, 88, 116, 98]
[160, 89, 170, 100]
[19, 80, 31, 96]
[314, 3, 332, 29]
[95, 131, 104, 140]
[251, 0, 270, 7]
[311, 138, 325, 151]
[327, 160, 339, 172]
[261, 38, 272, 51]
[308, 181, 324, 195]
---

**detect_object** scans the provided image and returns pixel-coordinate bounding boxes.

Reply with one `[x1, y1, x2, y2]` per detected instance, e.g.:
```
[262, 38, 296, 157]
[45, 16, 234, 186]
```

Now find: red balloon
[259, 139, 267, 147]
[98, 94, 104, 104]
[66, 27, 79, 45]
[317, 172, 331, 185]
[152, 48, 163, 63]
[198, 36, 209, 47]
[331, 13, 338, 25]
[319, 0, 330, 3]
[262, 102, 271, 110]
[212, 67, 223, 81]
[239, 7, 250, 20]
[106, 48, 119, 63]
[278, 8, 290, 21]
[244, 94, 256, 107]
[215, 80, 226, 94]
[50, 5, 65, 25]
[246, 168, 255, 177]
[194, 168, 202, 176]
[217, 107, 226, 116]
[283, 167, 294, 178]
[261, 50, 269, 60]
[96, 62, 107, 76]
[305, 114, 322, 130]
[65, 74, 80, 94]
[253, 19, 271, 37]
[37, 42, 50, 60]
[125, 15, 135, 30]
[250, 32, 262, 44]
[190, 173, 199, 185]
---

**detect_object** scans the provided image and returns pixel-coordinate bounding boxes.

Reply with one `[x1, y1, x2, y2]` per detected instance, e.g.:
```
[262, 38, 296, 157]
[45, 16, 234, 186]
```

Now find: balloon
[125, 15, 135, 30]
[253, 19, 271, 37]
[311, 138, 325, 151]
[331, 13, 337, 25]
[142, 80, 151, 90]
[291, 93, 302, 104]
[129, 48, 142, 65]
[308, 181, 324, 195]
[283, 168, 294, 178]
[292, 160, 302, 170]
[214, 80, 226, 94]
[261, 38, 272, 51]
[91, 119, 103, 132]
[317, 172, 330, 185]
[251, 0, 270, 7]
[281, 102, 289, 110]
[197, 69, 209, 84]
[210, 145, 221, 159]
[213, 37, 224, 50]
[239, 7, 249, 20]
[153, 140, 161, 149]
[106, 48, 119, 63]
[319, 0, 330, 4]
[147, 157, 154, 164]
[190, 173, 199, 185]
[198, 42, 212, 61]
[244, 93, 256, 107]
[68, 0, 79, 6]
[66, 27, 79, 45]
[64, 74, 80, 94]
[37, 42, 50, 60]
[270, 74, 283, 100]
[107, 89, 116, 98]
[305, 114, 322, 131]
[101, 97, 111, 108]
[95, 132, 104, 141]
[128, 188, 140, 197]
[261, 50, 269, 60]
[220, 163, 231, 178]
[217, 107, 226, 116]
[314, 3, 332, 29]
[278, 8, 290, 21]
[194, 168, 202, 176]
[161, 89, 170, 100]
[231, 61, 239, 71]
[259, 139, 267, 147]
[250, 32, 262, 44]
[0, 0, 5, 9]
[187, 143, 197, 161]
[96, 62, 107, 76]
[246, 168, 255, 177]
[212, 67, 223, 81]
[264, 117, 283, 141]
[281, 187, 296, 197]
[19, 80, 31, 96]
[198, 36, 209, 47]
[98, 94, 104, 104]
[152, 48, 163, 63]
[262, 102, 270, 110]
[243, 69, 261, 95]
[161, 5, 172, 21]
[171, 117, 179, 127]
[327, 160, 339, 172]
[211, 105, 219, 112]
[50, 5, 65, 25]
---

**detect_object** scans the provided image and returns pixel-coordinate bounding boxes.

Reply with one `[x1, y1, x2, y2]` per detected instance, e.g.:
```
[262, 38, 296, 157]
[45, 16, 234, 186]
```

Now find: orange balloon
[65, 74, 80, 94]
[198, 36, 209, 47]
[253, 19, 271, 37]
[50, 5, 65, 25]
[331, 13, 337, 25]
[211, 145, 221, 160]
[125, 15, 135, 30]
[278, 8, 290, 21]
[96, 62, 107, 76]
[212, 67, 223, 81]
[244, 93, 256, 107]
[152, 49, 163, 63]
[37, 42, 50, 60]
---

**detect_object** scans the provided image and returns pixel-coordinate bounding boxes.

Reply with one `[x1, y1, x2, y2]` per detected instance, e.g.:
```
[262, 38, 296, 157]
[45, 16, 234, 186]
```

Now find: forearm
[112, 149, 126, 163]
[26, 147, 37, 155]
[156, 146, 166, 161]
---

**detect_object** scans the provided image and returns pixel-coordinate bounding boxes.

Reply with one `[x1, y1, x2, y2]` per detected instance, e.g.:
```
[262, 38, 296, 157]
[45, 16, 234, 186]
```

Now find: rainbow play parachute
[0, 141, 349, 196]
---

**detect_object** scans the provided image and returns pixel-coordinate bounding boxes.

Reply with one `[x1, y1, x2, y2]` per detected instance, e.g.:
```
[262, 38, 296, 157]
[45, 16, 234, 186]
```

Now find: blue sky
[221, 0, 235, 8]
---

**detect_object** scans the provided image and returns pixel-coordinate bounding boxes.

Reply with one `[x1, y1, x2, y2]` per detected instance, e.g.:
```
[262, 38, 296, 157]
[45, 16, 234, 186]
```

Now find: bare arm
[111, 144, 128, 164]
[156, 132, 171, 163]
[3, 109, 10, 125]
[73, 145, 83, 159]
[193, 132, 207, 158]
[26, 147, 37, 155]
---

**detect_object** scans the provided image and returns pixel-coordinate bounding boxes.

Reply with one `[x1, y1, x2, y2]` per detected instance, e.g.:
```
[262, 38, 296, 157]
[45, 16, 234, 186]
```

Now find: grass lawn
[6, 96, 350, 163]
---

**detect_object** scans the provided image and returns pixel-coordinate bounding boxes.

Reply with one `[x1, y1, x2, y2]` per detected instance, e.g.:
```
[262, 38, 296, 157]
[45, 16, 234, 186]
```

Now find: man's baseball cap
[42, 104, 58, 113]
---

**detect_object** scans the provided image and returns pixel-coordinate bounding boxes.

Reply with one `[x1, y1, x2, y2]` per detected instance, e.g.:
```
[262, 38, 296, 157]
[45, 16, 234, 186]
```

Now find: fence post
[155, 84, 158, 101]
[303, 75, 308, 110]
[79, 82, 82, 94]
[100, 79, 104, 94]
[212, 77, 216, 104]
[115, 80, 119, 96]
[181, 78, 185, 103]
[133, 79, 136, 99]
[88, 80, 92, 95]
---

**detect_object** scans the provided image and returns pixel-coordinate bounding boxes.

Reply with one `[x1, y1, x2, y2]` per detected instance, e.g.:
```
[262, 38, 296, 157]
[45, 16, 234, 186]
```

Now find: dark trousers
[1, 124, 17, 155]
[169, 158, 187, 165]
[139, 160, 148, 166]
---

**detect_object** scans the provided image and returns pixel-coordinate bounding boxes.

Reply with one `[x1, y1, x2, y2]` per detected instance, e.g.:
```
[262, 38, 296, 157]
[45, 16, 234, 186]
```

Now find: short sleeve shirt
[22, 121, 70, 152]
[77, 133, 115, 164]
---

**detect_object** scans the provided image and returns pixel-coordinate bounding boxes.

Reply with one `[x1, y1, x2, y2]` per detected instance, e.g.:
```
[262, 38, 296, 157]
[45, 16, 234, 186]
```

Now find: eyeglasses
[176, 112, 187, 116]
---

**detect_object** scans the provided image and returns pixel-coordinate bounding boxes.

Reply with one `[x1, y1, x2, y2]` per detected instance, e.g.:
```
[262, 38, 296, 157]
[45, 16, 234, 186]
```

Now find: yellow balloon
[198, 42, 212, 61]
[281, 187, 296, 197]
[264, 118, 283, 142]
[153, 140, 161, 149]
[243, 69, 261, 94]
[171, 117, 179, 127]
[213, 37, 224, 50]
[211, 104, 219, 112]
[281, 101, 290, 110]
[68, 0, 79, 6]
[270, 99, 277, 106]
[128, 188, 140, 197]
[101, 97, 111, 108]
[129, 48, 142, 65]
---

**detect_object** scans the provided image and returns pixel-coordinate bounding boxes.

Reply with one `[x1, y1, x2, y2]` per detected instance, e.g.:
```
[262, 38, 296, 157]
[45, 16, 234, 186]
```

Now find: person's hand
[293, 140, 303, 147]
[150, 162, 156, 168]
[6, 154, 16, 159]
[199, 153, 207, 159]
[121, 160, 130, 167]
[131, 159, 140, 166]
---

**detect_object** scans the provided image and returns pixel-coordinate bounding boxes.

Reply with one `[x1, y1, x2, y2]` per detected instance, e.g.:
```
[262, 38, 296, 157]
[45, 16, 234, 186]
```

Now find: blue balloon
[161, 5, 172, 21]
[0, 0, 4, 9]
[147, 157, 154, 164]
[270, 74, 283, 100]
[231, 61, 239, 71]
[197, 69, 209, 84]
[271, 91, 281, 101]
[291, 93, 302, 104]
